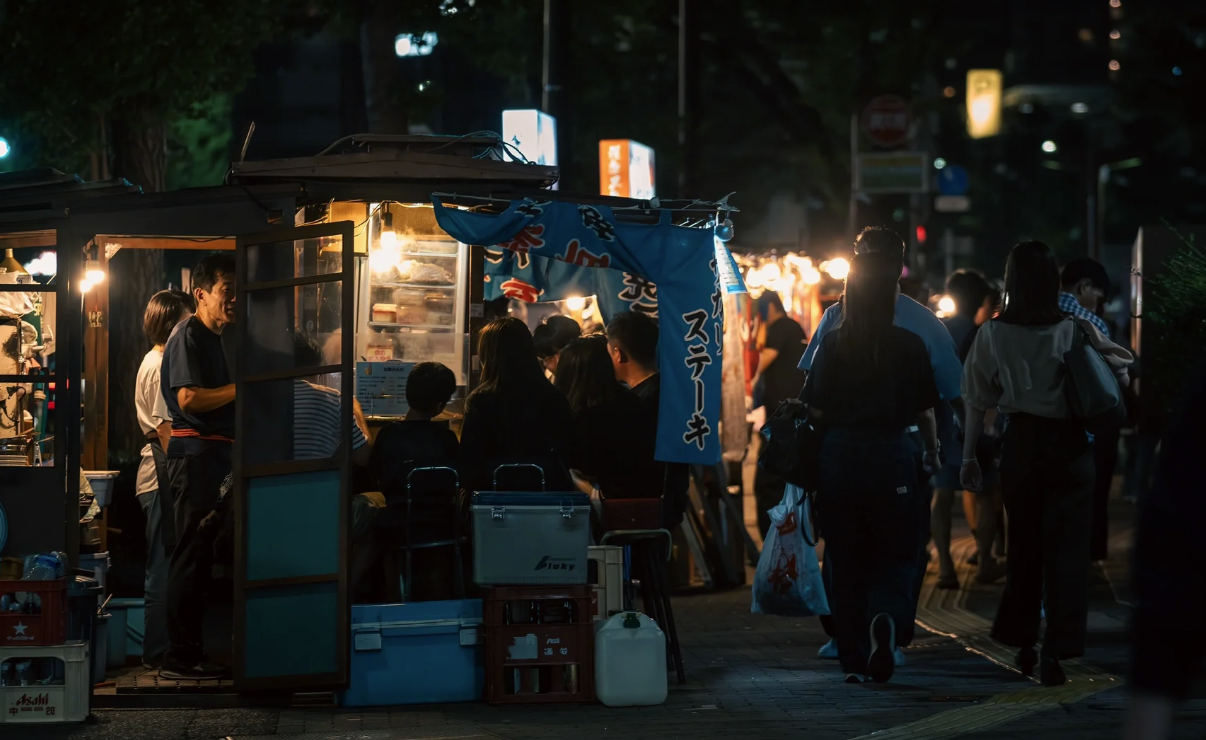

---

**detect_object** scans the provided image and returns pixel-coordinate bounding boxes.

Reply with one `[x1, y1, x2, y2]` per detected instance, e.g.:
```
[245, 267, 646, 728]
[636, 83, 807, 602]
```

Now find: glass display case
[353, 203, 470, 419]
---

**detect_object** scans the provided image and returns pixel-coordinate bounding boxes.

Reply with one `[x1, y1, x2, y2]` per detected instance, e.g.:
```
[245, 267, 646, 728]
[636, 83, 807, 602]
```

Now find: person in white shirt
[135, 289, 194, 669]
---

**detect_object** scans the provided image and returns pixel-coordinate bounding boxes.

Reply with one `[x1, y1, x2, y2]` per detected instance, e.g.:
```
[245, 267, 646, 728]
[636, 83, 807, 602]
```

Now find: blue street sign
[937, 165, 969, 196]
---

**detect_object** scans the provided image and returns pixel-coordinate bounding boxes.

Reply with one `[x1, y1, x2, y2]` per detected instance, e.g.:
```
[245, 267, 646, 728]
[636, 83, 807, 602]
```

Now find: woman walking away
[804, 249, 941, 684]
[459, 317, 576, 493]
[961, 241, 1132, 686]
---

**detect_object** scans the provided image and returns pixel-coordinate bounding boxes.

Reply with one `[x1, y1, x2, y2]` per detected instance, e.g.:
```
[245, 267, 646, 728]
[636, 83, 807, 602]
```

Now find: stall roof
[228, 134, 559, 190]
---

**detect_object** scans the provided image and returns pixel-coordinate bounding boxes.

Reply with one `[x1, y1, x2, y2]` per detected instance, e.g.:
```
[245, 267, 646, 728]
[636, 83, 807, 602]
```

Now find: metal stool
[601, 529, 685, 685]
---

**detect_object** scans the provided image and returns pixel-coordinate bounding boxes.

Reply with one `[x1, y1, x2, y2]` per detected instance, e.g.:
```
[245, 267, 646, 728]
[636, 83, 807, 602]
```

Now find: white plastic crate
[1, 641, 90, 724]
[588, 546, 624, 621]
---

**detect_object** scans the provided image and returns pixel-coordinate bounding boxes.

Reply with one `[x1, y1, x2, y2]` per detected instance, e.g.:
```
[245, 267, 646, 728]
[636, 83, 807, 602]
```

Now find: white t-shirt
[135, 349, 169, 495]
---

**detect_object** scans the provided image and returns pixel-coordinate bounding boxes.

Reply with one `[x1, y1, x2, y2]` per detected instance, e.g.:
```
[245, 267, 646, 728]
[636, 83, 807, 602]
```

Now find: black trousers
[815, 429, 921, 674]
[164, 437, 231, 667]
[992, 415, 1094, 659]
[905, 431, 929, 647]
[1090, 426, 1120, 561]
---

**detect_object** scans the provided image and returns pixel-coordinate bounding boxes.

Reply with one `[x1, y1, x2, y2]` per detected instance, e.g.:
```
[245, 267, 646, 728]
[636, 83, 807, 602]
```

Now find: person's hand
[922, 449, 941, 475]
[960, 459, 983, 493]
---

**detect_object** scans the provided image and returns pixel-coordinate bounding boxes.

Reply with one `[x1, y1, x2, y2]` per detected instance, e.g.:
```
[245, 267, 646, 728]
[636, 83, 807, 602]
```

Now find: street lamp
[1042, 140, 1058, 153]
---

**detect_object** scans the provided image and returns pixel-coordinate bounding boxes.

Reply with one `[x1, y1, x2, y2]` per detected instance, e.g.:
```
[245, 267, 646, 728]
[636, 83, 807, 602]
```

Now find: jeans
[137, 489, 169, 666]
[815, 428, 922, 674]
[991, 415, 1094, 659]
[164, 437, 231, 668]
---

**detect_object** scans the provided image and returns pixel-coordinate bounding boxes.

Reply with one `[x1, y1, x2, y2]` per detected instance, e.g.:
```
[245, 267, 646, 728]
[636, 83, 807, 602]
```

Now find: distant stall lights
[395, 32, 439, 57]
[1109, 0, 1121, 7]
[943, 86, 957, 98]
[1173, 67, 1183, 76]
[1042, 140, 1058, 153]
[937, 295, 957, 316]
[1109, 60, 1121, 71]
[1071, 102, 1089, 114]
[823, 258, 850, 281]
[1110, 29, 1121, 40]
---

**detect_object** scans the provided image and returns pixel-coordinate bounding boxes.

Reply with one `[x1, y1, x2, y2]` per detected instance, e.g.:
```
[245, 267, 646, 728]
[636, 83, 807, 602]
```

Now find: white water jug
[594, 611, 668, 707]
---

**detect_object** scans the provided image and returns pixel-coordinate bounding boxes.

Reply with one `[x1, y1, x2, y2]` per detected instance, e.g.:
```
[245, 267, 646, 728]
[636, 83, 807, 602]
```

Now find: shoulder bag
[757, 398, 823, 493]
[1064, 320, 1127, 432]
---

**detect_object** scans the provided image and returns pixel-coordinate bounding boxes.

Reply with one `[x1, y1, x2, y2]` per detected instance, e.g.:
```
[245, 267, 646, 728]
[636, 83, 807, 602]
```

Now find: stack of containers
[470, 489, 595, 704]
[1, 572, 90, 724]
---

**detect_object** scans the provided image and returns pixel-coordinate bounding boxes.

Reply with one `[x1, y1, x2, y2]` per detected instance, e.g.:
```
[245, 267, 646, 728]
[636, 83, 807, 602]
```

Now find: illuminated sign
[501, 110, 558, 166]
[966, 69, 1002, 139]
[598, 139, 656, 200]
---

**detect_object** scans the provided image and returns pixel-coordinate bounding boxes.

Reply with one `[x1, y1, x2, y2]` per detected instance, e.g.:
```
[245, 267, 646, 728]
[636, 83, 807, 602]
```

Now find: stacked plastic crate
[1, 578, 89, 724]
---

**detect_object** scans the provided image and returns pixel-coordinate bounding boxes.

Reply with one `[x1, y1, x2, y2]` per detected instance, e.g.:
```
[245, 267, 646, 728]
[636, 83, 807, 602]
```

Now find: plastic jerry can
[594, 611, 667, 707]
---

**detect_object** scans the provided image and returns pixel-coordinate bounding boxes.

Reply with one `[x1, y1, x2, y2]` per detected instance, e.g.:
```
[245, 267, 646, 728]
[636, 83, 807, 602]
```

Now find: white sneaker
[894, 647, 906, 667]
[818, 638, 839, 660]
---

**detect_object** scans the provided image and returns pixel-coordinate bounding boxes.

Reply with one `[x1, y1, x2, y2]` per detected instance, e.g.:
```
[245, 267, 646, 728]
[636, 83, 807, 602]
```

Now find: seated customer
[553, 336, 658, 502]
[533, 314, 581, 380]
[368, 361, 460, 493]
[605, 312, 691, 529]
[459, 318, 576, 492]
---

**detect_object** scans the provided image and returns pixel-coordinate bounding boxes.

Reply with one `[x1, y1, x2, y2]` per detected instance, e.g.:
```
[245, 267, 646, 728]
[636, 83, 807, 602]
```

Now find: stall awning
[433, 196, 730, 465]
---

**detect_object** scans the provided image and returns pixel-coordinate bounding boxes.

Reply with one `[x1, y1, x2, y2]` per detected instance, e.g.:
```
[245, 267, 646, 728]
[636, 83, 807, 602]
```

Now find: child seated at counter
[368, 361, 460, 495]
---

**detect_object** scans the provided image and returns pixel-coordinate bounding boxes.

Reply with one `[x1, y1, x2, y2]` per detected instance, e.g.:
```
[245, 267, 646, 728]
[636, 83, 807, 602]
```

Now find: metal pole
[678, 0, 699, 197]
[542, 0, 569, 169]
[847, 113, 859, 240]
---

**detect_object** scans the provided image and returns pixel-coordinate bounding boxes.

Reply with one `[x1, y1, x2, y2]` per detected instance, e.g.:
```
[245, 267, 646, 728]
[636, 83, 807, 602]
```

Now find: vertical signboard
[501, 109, 558, 166]
[598, 139, 656, 200]
[966, 69, 1002, 139]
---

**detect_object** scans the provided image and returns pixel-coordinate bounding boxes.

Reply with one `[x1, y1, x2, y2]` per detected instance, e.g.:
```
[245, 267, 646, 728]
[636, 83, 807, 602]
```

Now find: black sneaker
[867, 613, 897, 684]
[159, 660, 227, 681]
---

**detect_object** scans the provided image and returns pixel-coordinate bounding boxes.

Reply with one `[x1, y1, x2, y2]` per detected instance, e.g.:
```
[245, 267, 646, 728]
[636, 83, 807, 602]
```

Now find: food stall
[0, 134, 740, 704]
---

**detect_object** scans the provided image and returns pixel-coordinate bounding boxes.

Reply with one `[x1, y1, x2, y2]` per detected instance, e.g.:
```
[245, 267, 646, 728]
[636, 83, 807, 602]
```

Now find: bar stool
[391, 466, 465, 601]
[601, 528, 685, 685]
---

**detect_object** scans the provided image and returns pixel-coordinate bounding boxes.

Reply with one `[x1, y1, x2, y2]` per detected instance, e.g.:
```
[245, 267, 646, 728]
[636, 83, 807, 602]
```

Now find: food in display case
[355, 203, 470, 415]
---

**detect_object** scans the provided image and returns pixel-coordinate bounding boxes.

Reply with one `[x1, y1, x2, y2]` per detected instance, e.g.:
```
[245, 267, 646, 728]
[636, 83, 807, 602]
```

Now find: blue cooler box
[340, 599, 484, 707]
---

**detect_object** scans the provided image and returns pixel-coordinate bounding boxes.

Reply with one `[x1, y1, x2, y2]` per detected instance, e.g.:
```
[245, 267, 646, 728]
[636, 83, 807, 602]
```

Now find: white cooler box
[471, 492, 591, 585]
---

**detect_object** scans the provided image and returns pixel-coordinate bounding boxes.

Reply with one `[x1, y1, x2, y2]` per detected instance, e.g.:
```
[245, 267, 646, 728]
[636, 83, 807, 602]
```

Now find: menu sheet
[355, 361, 414, 417]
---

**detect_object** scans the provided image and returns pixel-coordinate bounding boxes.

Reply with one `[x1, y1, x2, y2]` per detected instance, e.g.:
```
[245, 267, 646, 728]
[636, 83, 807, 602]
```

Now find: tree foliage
[0, 0, 291, 175]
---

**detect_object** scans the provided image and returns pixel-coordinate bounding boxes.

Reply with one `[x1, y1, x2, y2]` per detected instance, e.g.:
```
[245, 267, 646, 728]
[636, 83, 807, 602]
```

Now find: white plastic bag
[751, 483, 829, 617]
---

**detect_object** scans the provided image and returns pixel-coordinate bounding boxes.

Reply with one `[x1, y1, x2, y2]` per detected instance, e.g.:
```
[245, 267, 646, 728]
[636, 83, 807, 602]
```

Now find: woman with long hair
[803, 249, 941, 684]
[961, 241, 1132, 686]
[553, 335, 657, 500]
[458, 317, 576, 492]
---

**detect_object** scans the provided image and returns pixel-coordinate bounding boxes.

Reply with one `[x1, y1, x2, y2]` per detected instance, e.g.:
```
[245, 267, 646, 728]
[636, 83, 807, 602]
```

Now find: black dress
[458, 382, 577, 493]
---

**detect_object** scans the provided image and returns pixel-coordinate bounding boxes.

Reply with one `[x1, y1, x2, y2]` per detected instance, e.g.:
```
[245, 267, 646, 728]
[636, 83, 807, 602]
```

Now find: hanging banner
[433, 196, 722, 464]
[483, 249, 658, 322]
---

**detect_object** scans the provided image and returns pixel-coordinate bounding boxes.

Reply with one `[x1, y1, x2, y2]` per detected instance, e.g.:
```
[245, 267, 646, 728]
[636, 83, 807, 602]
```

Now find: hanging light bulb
[565, 295, 587, 312]
[370, 209, 402, 274]
[86, 259, 105, 284]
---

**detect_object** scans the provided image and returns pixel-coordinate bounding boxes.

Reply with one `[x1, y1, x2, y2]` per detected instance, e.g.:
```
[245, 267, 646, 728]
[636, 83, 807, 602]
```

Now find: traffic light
[915, 225, 927, 245]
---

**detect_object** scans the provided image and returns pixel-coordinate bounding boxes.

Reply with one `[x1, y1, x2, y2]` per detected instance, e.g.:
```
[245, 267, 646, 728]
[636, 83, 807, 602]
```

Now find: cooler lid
[472, 491, 591, 507]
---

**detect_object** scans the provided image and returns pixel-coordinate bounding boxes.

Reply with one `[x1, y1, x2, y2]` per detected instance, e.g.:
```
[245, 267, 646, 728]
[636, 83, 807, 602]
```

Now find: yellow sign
[966, 69, 1002, 139]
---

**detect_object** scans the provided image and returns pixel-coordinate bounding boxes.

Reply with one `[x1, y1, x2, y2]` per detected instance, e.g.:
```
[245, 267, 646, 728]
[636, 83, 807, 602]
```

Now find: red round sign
[860, 95, 912, 148]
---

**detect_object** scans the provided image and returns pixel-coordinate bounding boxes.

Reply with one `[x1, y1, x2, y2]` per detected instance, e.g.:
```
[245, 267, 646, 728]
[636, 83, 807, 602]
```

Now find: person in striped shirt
[292, 331, 371, 464]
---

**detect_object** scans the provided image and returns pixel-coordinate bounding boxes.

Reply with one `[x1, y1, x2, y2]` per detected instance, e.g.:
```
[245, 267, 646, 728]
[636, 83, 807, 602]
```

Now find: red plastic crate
[0, 579, 68, 647]
[482, 586, 595, 704]
[484, 622, 595, 704]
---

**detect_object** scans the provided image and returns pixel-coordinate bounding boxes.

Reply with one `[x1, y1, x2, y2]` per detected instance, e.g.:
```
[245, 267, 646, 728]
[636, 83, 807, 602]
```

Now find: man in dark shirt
[606, 311, 690, 529]
[750, 291, 808, 537]
[158, 253, 236, 681]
